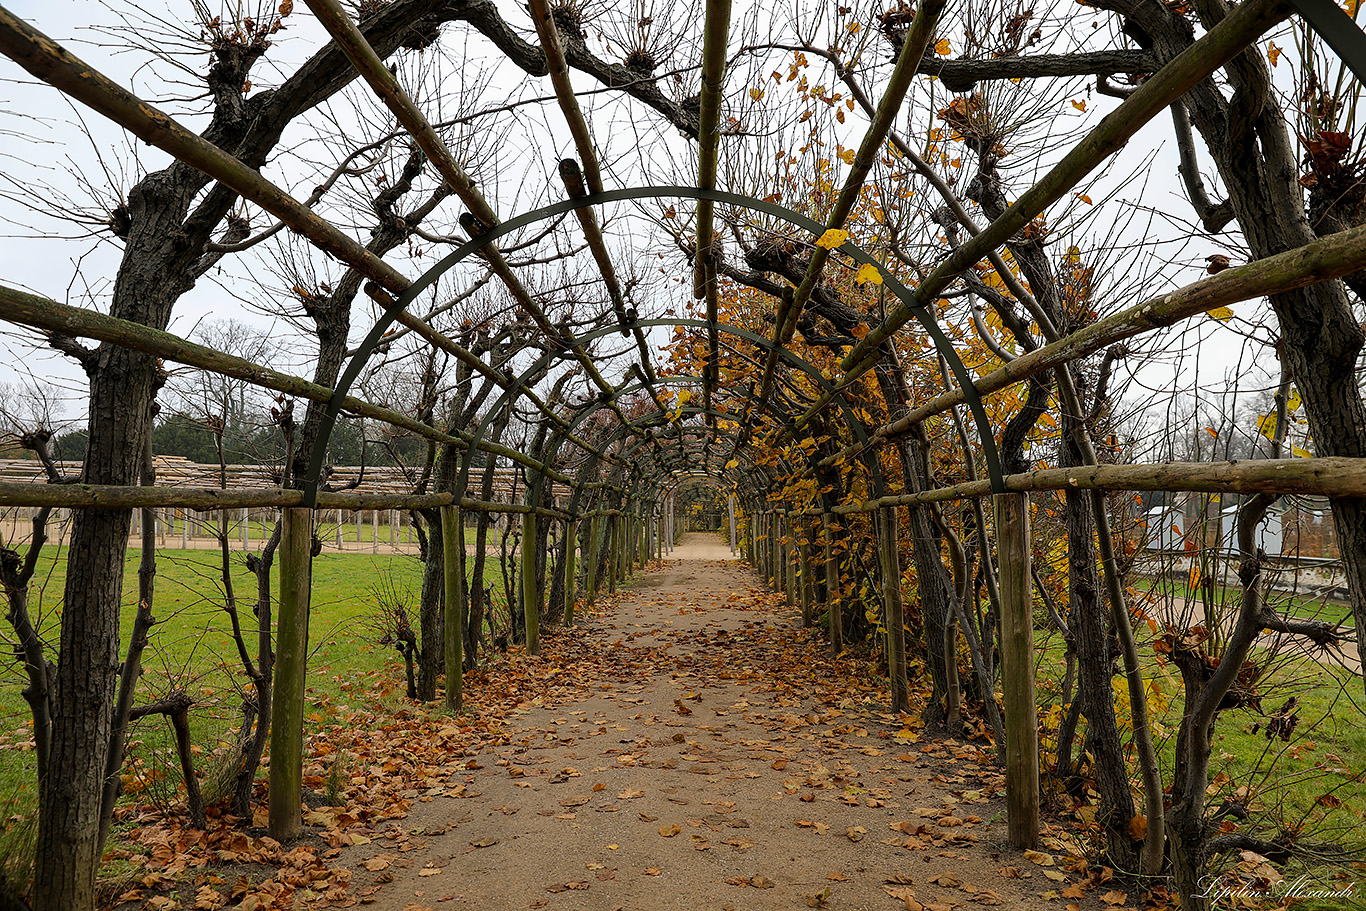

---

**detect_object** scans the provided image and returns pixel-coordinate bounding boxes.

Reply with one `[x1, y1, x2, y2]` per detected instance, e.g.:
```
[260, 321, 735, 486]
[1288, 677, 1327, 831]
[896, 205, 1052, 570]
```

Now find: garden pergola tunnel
[3, 0, 1366, 907]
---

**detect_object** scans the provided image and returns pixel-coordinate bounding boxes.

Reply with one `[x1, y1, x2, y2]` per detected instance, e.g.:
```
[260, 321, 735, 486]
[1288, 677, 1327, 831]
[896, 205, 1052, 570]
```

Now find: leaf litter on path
[121, 538, 1101, 910]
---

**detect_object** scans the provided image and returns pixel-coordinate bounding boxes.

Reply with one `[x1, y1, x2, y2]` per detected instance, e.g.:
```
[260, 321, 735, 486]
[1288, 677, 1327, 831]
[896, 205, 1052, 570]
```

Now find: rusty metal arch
[304, 187, 1005, 505]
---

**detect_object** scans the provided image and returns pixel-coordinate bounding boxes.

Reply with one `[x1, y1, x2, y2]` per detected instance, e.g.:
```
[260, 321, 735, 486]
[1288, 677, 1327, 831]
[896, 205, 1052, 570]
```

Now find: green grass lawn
[0, 539, 522, 864]
[1032, 596, 1365, 904]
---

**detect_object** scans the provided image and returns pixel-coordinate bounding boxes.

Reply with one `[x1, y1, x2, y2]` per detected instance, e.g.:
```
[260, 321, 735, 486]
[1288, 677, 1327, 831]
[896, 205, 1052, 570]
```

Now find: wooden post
[269, 506, 311, 840]
[770, 513, 780, 589]
[608, 514, 619, 594]
[586, 514, 601, 603]
[798, 525, 813, 627]
[563, 518, 578, 625]
[181, 510, 188, 549]
[355, 510, 362, 548]
[371, 509, 378, 553]
[879, 506, 909, 714]
[390, 509, 396, 547]
[995, 492, 1040, 849]
[441, 505, 463, 711]
[522, 512, 540, 655]
[334, 510, 341, 549]
[728, 495, 736, 554]
[784, 525, 796, 609]
[242, 507, 249, 549]
[823, 512, 842, 658]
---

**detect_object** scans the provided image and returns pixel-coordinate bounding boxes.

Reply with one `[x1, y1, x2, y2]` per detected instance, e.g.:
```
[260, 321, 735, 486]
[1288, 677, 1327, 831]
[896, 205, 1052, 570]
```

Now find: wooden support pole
[242, 507, 249, 549]
[879, 507, 909, 714]
[523, 512, 540, 655]
[823, 512, 842, 658]
[586, 514, 601, 603]
[269, 506, 311, 840]
[995, 492, 1040, 849]
[441, 505, 464, 712]
[798, 526, 814, 628]
[564, 518, 578, 625]
[728, 495, 736, 554]
[608, 514, 619, 594]
[372, 509, 378, 553]
[784, 526, 797, 609]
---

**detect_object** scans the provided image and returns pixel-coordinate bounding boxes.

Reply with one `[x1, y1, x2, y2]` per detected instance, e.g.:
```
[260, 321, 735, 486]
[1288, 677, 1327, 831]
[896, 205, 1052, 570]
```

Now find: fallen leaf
[660, 824, 682, 837]
[1100, 890, 1127, 905]
[469, 838, 498, 848]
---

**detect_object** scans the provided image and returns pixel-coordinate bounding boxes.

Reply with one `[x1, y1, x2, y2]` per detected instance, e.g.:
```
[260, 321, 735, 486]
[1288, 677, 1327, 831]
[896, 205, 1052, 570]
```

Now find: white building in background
[1142, 505, 1185, 552]
[1220, 504, 1283, 556]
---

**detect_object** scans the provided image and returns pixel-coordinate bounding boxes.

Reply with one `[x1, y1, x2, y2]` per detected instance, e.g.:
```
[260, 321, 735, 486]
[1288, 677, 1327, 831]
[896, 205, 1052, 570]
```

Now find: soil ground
[336, 533, 1128, 911]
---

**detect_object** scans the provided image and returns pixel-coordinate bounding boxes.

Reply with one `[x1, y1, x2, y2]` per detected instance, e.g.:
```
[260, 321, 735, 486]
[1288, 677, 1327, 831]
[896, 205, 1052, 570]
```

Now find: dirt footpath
[345, 534, 1115, 911]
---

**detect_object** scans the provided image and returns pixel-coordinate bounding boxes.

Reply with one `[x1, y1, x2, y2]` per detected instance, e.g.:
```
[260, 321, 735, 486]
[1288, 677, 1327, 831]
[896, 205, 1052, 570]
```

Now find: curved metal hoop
[304, 186, 1010, 504]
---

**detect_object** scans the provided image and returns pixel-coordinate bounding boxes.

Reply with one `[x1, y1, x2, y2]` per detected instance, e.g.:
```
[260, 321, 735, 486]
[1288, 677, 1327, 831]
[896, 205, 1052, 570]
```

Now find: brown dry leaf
[827, 872, 850, 881]
[884, 885, 919, 905]
[618, 788, 645, 799]
[929, 872, 961, 888]
[846, 826, 866, 842]
[469, 838, 498, 848]
[1128, 815, 1147, 840]
[1043, 870, 1067, 882]
[972, 890, 1006, 905]
[885, 874, 916, 885]
[559, 795, 590, 807]
[660, 824, 682, 837]
[771, 759, 789, 770]
[998, 866, 1022, 878]
[645, 867, 662, 876]
[1061, 884, 1085, 899]
[591, 783, 606, 792]
[363, 856, 392, 872]
[418, 867, 441, 877]
[1100, 890, 1128, 905]
[750, 875, 775, 889]
[566, 881, 590, 890]
[1023, 849, 1056, 866]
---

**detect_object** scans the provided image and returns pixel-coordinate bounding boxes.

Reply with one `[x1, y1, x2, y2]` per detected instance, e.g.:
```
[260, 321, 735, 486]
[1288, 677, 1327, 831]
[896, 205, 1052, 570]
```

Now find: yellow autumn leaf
[854, 263, 883, 285]
[839, 148, 856, 165]
[1268, 41, 1282, 67]
[1287, 387, 1302, 412]
[1064, 245, 1082, 263]
[1292, 444, 1314, 458]
[1208, 306, 1234, 320]
[1076, 193, 1093, 205]
[816, 228, 850, 249]
[935, 38, 951, 55]
[1257, 412, 1278, 439]
[749, 87, 764, 101]
[1071, 99, 1087, 112]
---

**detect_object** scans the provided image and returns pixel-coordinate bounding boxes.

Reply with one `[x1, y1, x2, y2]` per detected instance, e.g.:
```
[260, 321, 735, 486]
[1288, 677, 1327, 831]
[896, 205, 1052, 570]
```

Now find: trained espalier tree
[0, 2, 1364, 911]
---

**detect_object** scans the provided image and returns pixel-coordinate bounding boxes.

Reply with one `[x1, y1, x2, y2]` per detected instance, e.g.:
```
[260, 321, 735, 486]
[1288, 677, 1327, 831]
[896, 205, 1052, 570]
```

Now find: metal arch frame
[565, 402, 802, 515]
[548, 367, 888, 504]
[304, 186, 1004, 506]
[454, 323, 890, 519]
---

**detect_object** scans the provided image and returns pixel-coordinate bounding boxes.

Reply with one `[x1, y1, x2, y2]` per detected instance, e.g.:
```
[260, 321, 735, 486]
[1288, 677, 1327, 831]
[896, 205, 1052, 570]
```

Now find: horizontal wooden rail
[815, 211, 1366, 470]
[0, 481, 573, 518]
[798, 457, 1366, 515]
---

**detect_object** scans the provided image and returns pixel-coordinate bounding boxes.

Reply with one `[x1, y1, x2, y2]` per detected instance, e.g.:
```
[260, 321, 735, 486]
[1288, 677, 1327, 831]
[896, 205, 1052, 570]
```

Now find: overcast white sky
[0, 0, 1290, 450]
